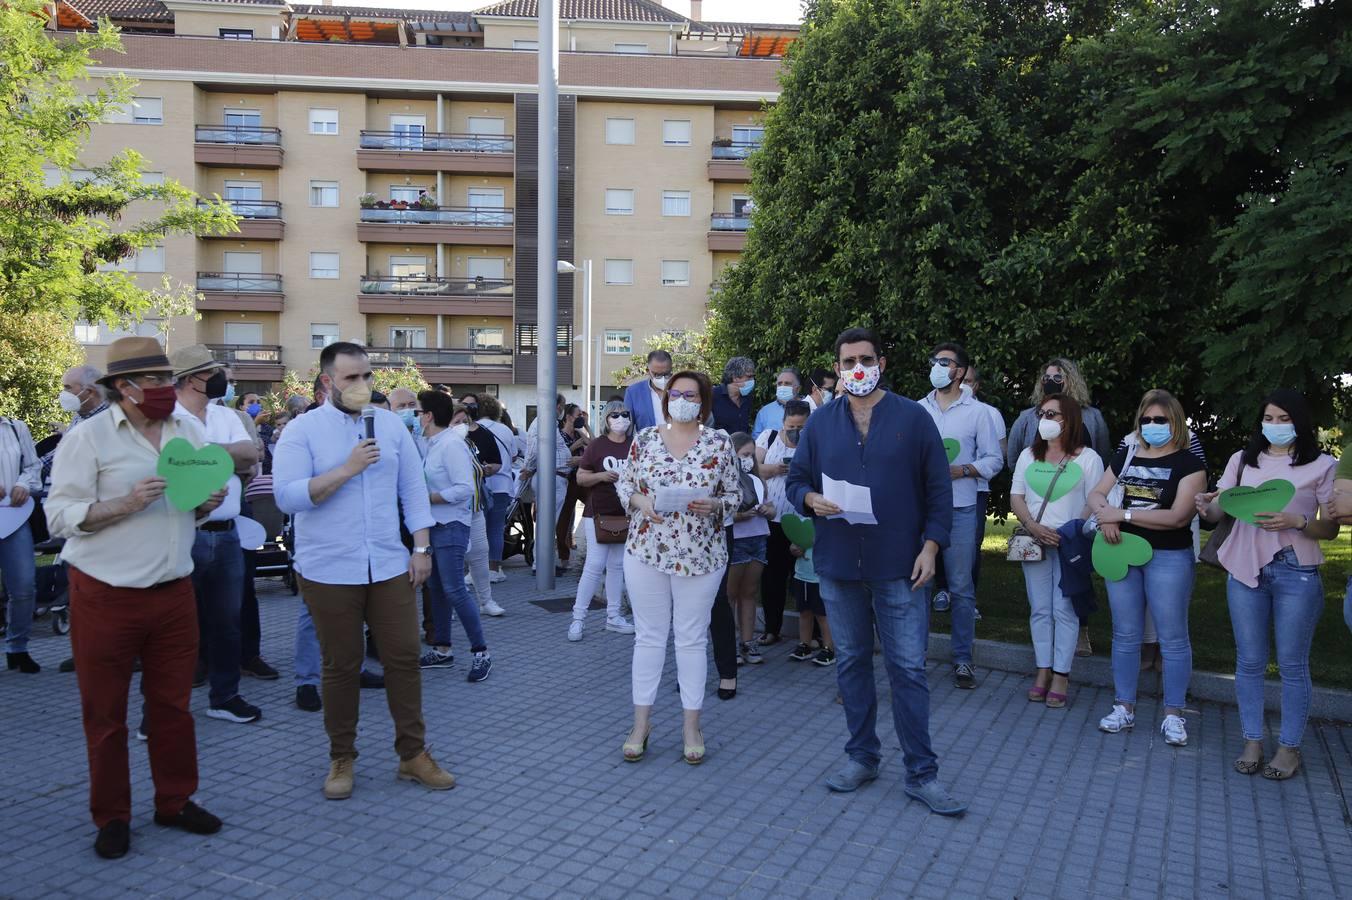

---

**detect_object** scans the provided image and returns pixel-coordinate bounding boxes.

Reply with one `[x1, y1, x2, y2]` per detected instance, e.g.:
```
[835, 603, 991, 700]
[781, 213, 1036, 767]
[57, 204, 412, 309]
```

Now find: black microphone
[361, 406, 376, 441]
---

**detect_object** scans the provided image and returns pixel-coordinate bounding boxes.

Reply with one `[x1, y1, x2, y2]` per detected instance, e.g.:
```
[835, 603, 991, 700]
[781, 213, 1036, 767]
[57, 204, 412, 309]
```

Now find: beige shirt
[46, 404, 207, 588]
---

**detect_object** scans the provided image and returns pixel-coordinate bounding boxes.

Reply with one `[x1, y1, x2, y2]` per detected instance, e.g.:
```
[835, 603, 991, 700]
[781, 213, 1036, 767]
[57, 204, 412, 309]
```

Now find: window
[224, 109, 261, 128]
[219, 28, 253, 39]
[467, 117, 505, 136]
[74, 319, 162, 345]
[309, 180, 339, 207]
[604, 189, 634, 216]
[513, 39, 538, 50]
[604, 330, 633, 355]
[605, 118, 635, 145]
[74, 322, 100, 344]
[311, 323, 340, 350]
[468, 187, 505, 208]
[390, 327, 427, 349]
[389, 186, 426, 204]
[309, 108, 338, 135]
[107, 97, 162, 125]
[223, 251, 262, 274]
[732, 195, 752, 216]
[604, 259, 633, 285]
[662, 119, 692, 147]
[224, 180, 263, 201]
[99, 245, 165, 273]
[613, 43, 647, 54]
[388, 256, 428, 278]
[516, 324, 571, 353]
[309, 252, 340, 279]
[466, 257, 506, 279]
[660, 260, 690, 287]
[468, 326, 506, 350]
[223, 322, 263, 345]
[141, 171, 165, 186]
[732, 124, 765, 145]
[661, 190, 691, 217]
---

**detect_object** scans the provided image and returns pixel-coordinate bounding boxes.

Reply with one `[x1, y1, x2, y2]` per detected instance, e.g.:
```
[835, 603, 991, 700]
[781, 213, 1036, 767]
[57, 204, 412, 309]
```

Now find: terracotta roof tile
[291, 4, 475, 26]
[474, 0, 688, 24]
[63, 0, 172, 23]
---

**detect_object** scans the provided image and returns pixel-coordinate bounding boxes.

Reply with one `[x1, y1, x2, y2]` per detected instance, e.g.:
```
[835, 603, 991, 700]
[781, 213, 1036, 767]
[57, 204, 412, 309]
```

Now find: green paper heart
[1092, 531, 1154, 581]
[781, 512, 816, 550]
[156, 437, 233, 511]
[1025, 460, 1084, 503]
[1219, 479, 1296, 525]
[943, 439, 961, 464]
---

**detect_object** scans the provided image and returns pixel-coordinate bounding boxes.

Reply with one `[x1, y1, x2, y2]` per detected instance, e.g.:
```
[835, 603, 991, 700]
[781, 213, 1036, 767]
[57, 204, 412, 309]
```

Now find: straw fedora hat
[98, 337, 173, 385]
[170, 344, 226, 380]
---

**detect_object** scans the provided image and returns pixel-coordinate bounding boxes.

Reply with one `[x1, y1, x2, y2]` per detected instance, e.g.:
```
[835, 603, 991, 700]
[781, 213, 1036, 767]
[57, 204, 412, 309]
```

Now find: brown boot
[398, 749, 456, 791]
[1075, 626, 1093, 658]
[324, 758, 354, 800]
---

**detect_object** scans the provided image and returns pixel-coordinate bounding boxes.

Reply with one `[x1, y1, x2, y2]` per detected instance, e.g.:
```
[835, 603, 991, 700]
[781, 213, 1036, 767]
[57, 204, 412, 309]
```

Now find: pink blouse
[1216, 450, 1337, 588]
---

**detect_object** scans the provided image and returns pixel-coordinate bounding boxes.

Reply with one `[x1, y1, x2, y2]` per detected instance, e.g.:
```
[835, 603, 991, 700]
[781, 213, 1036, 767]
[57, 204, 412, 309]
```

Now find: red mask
[130, 384, 178, 420]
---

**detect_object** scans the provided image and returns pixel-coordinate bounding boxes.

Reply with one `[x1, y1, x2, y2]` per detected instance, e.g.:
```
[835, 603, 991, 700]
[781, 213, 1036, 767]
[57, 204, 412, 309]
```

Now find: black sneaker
[789, 643, 814, 661]
[360, 670, 385, 690]
[241, 656, 279, 680]
[59, 656, 76, 673]
[154, 800, 222, 835]
[467, 651, 492, 683]
[191, 659, 207, 688]
[206, 695, 262, 724]
[813, 647, 837, 667]
[136, 717, 148, 742]
[295, 684, 321, 712]
[94, 819, 130, 859]
[954, 663, 977, 690]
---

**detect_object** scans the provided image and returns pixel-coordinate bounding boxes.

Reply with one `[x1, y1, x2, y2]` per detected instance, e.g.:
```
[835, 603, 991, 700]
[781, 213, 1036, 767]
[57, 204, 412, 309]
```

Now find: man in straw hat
[45, 337, 229, 860]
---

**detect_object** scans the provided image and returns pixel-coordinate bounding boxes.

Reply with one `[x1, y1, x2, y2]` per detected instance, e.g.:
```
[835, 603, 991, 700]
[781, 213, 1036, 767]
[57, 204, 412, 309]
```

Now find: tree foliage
[0, 311, 82, 437]
[610, 326, 724, 388]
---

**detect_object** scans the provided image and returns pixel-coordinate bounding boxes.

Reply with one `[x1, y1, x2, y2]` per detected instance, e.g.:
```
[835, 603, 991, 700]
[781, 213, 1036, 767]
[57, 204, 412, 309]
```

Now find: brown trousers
[300, 574, 425, 762]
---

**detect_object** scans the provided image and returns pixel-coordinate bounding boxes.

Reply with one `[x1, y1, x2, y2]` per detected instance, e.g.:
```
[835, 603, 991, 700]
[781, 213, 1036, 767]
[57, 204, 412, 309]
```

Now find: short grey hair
[722, 356, 755, 384]
[600, 399, 634, 439]
[776, 367, 801, 387]
[67, 365, 103, 390]
[284, 395, 309, 416]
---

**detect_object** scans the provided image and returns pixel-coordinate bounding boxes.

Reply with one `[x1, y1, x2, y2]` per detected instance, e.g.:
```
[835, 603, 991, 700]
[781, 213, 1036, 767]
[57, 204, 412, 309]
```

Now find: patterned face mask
[842, 364, 881, 397]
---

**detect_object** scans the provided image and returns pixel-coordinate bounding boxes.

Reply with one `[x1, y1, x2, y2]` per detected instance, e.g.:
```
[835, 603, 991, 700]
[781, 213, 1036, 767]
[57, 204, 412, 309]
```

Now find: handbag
[1006, 456, 1071, 562]
[593, 514, 630, 544]
[1198, 463, 1242, 570]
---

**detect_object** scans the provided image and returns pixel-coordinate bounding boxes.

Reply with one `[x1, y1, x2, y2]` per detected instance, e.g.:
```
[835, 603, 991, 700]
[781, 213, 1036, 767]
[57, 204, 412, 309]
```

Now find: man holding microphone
[272, 342, 454, 801]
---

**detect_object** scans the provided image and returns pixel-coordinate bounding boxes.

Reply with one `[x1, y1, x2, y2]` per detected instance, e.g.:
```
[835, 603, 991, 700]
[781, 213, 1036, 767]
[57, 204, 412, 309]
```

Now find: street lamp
[557, 259, 594, 419]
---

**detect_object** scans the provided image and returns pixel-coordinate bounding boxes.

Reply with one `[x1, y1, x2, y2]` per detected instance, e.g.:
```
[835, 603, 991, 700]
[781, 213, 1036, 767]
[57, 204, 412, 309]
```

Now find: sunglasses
[1139, 416, 1169, 426]
[668, 389, 700, 401]
[929, 357, 960, 369]
[1043, 373, 1066, 384]
[1035, 409, 1063, 420]
[609, 412, 632, 420]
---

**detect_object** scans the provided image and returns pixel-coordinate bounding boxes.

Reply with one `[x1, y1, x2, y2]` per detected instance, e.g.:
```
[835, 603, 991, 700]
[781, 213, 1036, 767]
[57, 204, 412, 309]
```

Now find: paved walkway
[2, 560, 1350, 899]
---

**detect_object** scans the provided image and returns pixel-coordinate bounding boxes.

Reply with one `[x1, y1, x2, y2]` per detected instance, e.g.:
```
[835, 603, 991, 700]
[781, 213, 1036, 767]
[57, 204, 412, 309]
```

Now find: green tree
[610, 325, 723, 387]
[0, 311, 82, 435]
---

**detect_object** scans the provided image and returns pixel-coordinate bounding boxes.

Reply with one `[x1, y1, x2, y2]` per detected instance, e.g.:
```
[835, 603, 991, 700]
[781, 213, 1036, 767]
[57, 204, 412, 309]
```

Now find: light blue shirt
[272, 402, 434, 585]
[752, 400, 788, 440]
[918, 389, 1005, 509]
[423, 429, 476, 527]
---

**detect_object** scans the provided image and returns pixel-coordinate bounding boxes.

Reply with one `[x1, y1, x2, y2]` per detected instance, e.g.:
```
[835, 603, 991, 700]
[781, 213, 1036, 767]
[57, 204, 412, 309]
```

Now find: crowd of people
[1, 327, 1349, 858]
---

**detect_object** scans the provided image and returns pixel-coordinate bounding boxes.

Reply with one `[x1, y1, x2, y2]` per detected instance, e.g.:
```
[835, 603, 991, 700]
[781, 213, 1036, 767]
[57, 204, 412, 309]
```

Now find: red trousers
[69, 567, 200, 827]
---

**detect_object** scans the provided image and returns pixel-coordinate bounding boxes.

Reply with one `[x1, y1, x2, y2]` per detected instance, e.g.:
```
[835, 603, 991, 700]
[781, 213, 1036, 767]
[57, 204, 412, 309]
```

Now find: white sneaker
[464, 574, 474, 587]
[489, 570, 507, 584]
[1099, 704, 1135, 734]
[481, 599, 506, 617]
[1161, 714, 1188, 746]
[567, 620, 584, 642]
[605, 615, 635, 635]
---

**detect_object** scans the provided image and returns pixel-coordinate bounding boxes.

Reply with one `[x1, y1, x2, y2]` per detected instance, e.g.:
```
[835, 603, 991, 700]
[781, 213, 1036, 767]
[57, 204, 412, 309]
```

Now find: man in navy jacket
[786, 326, 966, 816]
[621, 350, 673, 432]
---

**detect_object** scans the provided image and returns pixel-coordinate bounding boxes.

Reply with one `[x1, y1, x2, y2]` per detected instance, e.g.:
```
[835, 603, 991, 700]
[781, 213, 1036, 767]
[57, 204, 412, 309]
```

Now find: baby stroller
[247, 493, 297, 595]
[501, 494, 534, 567]
[33, 538, 70, 634]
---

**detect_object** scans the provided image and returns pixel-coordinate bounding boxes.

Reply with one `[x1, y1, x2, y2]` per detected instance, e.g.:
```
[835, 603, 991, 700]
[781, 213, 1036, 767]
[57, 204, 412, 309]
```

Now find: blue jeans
[819, 576, 938, 788]
[484, 492, 510, 564]
[191, 527, 244, 706]
[1228, 548, 1324, 748]
[1343, 575, 1351, 635]
[943, 504, 979, 665]
[0, 523, 35, 653]
[1105, 547, 1194, 709]
[428, 521, 487, 652]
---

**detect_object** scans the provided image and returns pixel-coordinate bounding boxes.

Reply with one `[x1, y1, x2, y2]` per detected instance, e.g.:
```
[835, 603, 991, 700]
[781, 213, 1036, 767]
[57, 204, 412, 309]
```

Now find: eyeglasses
[839, 355, 877, 368]
[668, 389, 701, 401]
[1139, 416, 1169, 426]
[929, 357, 960, 369]
[128, 374, 171, 388]
[1036, 409, 1063, 421]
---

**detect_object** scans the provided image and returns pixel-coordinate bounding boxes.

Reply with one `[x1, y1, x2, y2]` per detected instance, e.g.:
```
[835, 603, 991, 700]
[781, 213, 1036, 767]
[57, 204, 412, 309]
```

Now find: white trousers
[572, 518, 624, 621]
[466, 511, 494, 607]
[1022, 550, 1079, 674]
[624, 554, 724, 710]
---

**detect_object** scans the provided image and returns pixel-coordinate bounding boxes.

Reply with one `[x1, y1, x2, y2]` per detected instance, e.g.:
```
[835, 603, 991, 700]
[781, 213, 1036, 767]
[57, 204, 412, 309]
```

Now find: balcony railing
[200, 199, 282, 219]
[208, 344, 282, 365]
[366, 347, 513, 368]
[358, 206, 514, 227]
[358, 131, 513, 154]
[711, 140, 762, 159]
[195, 125, 282, 145]
[711, 213, 751, 232]
[359, 275, 513, 297]
[197, 272, 283, 293]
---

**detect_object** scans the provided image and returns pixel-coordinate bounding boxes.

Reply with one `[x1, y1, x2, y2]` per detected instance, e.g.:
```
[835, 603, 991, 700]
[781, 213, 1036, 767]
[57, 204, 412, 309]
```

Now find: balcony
[208, 344, 284, 382]
[708, 140, 759, 181]
[358, 275, 514, 316]
[366, 346, 514, 384]
[707, 213, 750, 251]
[356, 131, 514, 175]
[194, 125, 284, 168]
[356, 206, 514, 245]
[196, 272, 284, 312]
[199, 199, 284, 240]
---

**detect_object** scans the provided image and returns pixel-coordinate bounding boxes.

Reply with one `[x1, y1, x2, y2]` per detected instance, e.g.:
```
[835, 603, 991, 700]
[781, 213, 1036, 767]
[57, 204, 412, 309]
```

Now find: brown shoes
[324, 759, 354, 800]
[397, 749, 456, 791]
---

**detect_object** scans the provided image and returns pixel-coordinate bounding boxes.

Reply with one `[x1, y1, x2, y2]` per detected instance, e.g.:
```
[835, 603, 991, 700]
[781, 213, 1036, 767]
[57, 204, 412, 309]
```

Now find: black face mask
[573, 416, 586, 429]
[204, 370, 229, 400]
[1041, 378, 1063, 396]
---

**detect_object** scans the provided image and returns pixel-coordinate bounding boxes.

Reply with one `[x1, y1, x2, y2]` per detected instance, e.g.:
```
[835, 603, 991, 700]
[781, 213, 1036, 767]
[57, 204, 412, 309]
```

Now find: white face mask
[607, 415, 629, 435]
[668, 397, 702, 423]
[1037, 418, 1063, 441]
[58, 390, 83, 414]
[449, 422, 470, 441]
[739, 455, 754, 473]
[651, 374, 669, 390]
[929, 363, 954, 390]
[841, 364, 882, 397]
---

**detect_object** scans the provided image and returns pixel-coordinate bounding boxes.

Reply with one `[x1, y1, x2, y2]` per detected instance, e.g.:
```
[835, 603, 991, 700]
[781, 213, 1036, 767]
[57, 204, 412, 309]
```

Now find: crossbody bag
[1006, 456, 1072, 562]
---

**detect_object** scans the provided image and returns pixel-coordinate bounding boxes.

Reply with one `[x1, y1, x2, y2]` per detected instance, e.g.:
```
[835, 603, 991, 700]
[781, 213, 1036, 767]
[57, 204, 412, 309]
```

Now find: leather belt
[199, 520, 236, 533]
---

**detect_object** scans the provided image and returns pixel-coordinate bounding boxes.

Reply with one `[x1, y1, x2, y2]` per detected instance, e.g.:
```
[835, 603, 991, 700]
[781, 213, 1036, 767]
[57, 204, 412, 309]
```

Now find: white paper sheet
[822, 474, 876, 526]
[655, 486, 712, 514]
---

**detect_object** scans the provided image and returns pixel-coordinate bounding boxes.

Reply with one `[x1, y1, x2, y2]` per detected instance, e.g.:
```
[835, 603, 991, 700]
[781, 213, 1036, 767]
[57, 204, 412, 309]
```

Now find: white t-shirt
[1010, 446, 1104, 530]
[755, 430, 797, 522]
[174, 401, 247, 522]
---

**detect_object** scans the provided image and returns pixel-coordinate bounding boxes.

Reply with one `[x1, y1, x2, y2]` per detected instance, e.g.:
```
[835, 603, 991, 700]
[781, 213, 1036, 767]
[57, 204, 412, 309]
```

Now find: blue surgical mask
[738, 379, 756, 397]
[1262, 422, 1296, 447]
[245, 402, 262, 417]
[1141, 424, 1172, 447]
[222, 382, 235, 404]
[775, 385, 794, 403]
[398, 408, 422, 436]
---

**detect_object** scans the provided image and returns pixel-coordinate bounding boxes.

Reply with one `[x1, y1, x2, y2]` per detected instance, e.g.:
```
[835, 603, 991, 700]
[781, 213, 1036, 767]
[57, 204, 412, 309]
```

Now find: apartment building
[53, 0, 792, 421]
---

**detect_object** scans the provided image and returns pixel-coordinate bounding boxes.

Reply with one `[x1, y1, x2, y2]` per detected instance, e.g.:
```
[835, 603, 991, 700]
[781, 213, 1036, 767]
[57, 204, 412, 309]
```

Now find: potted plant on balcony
[416, 192, 438, 210]
[375, 199, 389, 209]
[712, 137, 733, 147]
[392, 199, 409, 210]
[358, 192, 377, 208]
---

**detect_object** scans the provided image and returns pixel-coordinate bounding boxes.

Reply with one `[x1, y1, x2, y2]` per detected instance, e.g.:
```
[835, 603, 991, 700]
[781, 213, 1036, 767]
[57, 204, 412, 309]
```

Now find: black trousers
[709, 527, 738, 680]
[760, 521, 794, 638]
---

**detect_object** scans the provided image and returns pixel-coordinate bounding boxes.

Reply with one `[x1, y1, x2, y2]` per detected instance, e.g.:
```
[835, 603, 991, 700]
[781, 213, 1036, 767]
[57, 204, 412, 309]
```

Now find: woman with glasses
[1087, 389, 1206, 747]
[567, 400, 636, 641]
[616, 372, 741, 765]
[1195, 389, 1339, 779]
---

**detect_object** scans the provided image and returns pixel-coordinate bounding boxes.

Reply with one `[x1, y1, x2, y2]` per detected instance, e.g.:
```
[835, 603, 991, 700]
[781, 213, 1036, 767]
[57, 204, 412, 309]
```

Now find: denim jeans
[429, 521, 487, 652]
[241, 548, 261, 661]
[819, 576, 938, 788]
[1343, 575, 1351, 635]
[190, 527, 245, 706]
[0, 522, 36, 653]
[1228, 547, 1324, 748]
[943, 504, 979, 665]
[972, 491, 989, 590]
[1105, 547, 1194, 709]
[484, 492, 510, 564]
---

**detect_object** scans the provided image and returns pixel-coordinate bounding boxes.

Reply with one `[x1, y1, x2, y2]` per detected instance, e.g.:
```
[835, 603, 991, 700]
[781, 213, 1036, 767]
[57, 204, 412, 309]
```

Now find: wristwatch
[413, 546, 432, 556]
[1124, 511, 1133, 523]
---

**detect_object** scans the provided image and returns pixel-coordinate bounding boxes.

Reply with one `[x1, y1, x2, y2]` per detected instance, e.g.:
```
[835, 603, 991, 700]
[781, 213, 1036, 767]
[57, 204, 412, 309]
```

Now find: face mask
[669, 397, 702, 423]
[464, 404, 478, 416]
[1042, 378, 1063, 396]
[1037, 418, 1063, 441]
[651, 375, 669, 390]
[1262, 422, 1296, 447]
[783, 427, 802, 444]
[775, 385, 795, 403]
[449, 422, 470, 441]
[607, 416, 629, 435]
[203, 370, 229, 400]
[929, 363, 953, 391]
[222, 381, 235, 404]
[332, 379, 372, 413]
[737, 379, 755, 397]
[842, 364, 881, 397]
[246, 402, 262, 417]
[739, 455, 754, 473]
[58, 390, 83, 414]
[128, 383, 177, 421]
[573, 416, 586, 430]
[1141, 423, 1172, 447]
[398, 408, 418, 430]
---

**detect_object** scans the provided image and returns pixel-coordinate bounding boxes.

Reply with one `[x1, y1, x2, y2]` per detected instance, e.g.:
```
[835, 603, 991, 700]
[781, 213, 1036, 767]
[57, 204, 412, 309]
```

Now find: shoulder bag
[1198, 461, 1240, 570]
[1006, 456, 1071, 563]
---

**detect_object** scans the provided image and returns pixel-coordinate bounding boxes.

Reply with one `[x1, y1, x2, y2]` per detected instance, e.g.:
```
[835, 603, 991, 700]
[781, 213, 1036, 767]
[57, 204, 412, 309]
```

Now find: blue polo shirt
[711, 384, 753, 435]
[786, 391, 953, 582]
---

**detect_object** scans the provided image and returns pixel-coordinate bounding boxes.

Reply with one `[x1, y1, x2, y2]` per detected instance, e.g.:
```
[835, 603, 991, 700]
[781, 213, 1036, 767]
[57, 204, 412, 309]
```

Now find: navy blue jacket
[711, 384, 753, 435]
[786, 391, 953, 582]
[1055, 519, 1098, 619]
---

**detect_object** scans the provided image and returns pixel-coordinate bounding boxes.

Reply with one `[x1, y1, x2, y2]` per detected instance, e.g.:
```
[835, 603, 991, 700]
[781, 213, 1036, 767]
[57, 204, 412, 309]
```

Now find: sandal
[1233, 756, 1264, 776]
[1045, 691, 1067, 709]
[1027, 685, 1049, 703]
[622, 726, 651, 763]
[683, 730, 705, 765]
[1261, 749, 1301, 781]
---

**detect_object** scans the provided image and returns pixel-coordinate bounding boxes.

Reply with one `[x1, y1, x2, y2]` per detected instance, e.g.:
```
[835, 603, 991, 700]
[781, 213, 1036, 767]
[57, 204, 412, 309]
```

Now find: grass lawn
[925, 519, 1352, 693]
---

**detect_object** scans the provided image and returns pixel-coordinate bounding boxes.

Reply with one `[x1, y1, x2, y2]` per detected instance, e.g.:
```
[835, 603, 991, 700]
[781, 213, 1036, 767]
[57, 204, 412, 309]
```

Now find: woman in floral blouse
[616, 371, 741, 765]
